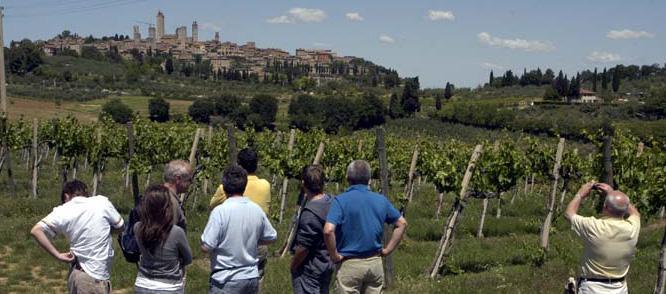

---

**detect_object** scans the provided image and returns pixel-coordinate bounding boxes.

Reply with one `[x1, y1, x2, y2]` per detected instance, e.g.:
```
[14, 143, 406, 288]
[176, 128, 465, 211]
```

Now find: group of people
[30, 148, 408, 294]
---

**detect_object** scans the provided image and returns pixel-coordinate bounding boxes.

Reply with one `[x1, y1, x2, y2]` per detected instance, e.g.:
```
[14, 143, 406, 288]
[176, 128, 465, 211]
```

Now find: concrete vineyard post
[375, 127, 394, 288]
[539, 138, 565, 251]
[278, 129, 296, 223]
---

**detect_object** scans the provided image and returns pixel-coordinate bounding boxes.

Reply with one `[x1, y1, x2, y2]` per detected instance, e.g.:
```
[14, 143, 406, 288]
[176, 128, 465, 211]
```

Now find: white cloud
[379, 34, 395, 44]
[289, 8, 327, 22]
[427, 10, 455, 21]
[267, 8, 327, 24]
[587, 51, 622, 63]
[199, 22, 222, 31]
[481, 62, 505, 70]
[607, 29, 655, 39]
[266, 15, 292, 24]
[477, 32, 555, 52]
[345, 12, 364, 21]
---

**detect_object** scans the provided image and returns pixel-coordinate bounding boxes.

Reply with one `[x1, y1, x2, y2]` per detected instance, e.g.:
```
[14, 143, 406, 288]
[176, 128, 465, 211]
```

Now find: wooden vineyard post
[185, 128, 201, 204]
[203, 125, 213, 194]
[127, 122, 140, 205]
[1, 115, 16, 195]
[91, 128, 102, 196]
[376, 127, 394, 288]
[477, 198, 489, 238]
[226, 125, 237, 165]
[435, 190, 445, 219]
[539, 138, 565, 252]
[429, 144, 483, 279]
[279, 141, 325, 258]
[31, 118, 39, 198]
[405, 145, 419, 203]
[655, 227, 666, 294]
[278, 129, 296, 223]
[602, 133, 614, 187]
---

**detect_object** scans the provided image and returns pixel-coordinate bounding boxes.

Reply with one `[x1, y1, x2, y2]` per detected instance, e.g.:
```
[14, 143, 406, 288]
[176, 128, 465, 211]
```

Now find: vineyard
[1, 116, 666, 293]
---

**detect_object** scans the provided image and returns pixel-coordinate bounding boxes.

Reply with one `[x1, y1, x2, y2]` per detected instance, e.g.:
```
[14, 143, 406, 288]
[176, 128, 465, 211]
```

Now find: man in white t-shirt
[30, 180, 124, 294]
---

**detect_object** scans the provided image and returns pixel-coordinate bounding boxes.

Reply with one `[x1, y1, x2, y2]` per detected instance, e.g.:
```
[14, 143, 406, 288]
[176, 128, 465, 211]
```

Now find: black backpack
[118, 205, 141, 263]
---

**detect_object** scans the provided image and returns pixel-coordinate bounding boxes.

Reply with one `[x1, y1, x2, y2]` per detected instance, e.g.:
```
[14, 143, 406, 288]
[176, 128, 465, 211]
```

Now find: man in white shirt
[30, 180, 124, 294]
[201, 164, 277, 294]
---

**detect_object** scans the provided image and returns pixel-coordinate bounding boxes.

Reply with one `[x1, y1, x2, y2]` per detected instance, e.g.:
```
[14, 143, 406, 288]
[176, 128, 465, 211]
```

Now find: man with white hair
[323, 160, 407, 294]
[564, 181, 641, 294]
[163, 160, 193, 230]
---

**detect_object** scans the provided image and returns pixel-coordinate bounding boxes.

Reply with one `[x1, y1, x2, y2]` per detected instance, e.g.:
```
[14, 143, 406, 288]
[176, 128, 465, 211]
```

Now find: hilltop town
[39, 10, 391, 82]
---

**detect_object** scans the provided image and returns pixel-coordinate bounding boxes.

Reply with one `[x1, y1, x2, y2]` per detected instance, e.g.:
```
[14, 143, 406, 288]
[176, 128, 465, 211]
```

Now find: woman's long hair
[137, 185, 174, 253]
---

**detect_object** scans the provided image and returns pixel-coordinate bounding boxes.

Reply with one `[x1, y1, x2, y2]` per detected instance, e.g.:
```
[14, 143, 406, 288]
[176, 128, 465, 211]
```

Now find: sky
[2, 0, 665, 88]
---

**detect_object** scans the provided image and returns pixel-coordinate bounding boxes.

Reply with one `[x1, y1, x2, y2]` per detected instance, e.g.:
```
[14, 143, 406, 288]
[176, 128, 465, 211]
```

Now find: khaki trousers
[67, 268, 111, 294]
[335, 256, 383, 294]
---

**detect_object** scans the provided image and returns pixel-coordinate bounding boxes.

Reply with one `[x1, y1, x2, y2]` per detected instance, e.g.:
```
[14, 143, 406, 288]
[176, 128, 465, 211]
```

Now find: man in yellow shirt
[209, 148, 271, 212]
[564, 182, 640, 294]
[209, 147, 271, 289]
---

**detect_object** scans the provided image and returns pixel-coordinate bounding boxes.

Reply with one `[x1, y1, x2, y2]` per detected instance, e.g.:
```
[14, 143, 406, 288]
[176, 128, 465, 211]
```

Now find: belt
[342, 252, 380, 261]
[579, 276, 625, 284]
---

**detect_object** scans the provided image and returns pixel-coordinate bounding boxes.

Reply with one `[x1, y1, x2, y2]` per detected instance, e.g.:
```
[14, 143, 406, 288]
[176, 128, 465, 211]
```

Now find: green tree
[188, 99, 215, 123]
[80, 46, 104, 61]
[592, 67, 598, 92]
[602, 68, 608, 90]
[400, 77, 420, 115]
[165, 58, 174, 75]
[444, 82, 454, 100]
[355, 93, 386, 129]
[321, 96, 357, 133]
[5, 39, 43, 75]
[489, 70, 494, 86]
[210, 94, 241, 118]
[148, 97, 170, 122]
[248, 94, 278, 130]
[388, 92, 403, 119]
[288, 94, 320, 131]
[612, 68, 621, 92]
[100, 98, 133, 124]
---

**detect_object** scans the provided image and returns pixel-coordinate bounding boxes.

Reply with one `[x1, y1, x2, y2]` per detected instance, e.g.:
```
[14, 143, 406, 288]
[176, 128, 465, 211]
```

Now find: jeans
[210, 278, 259, 294]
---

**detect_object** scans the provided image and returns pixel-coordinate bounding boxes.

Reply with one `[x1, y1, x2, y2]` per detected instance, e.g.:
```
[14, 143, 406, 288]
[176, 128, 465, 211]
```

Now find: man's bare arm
[323, 222, 343, 263]
[381, 216, 407, 257]
[30, 223, 74, 263]
[627, 203, 640, 218]
[565, 182, 594, 221]
[290, 246, 309, 272]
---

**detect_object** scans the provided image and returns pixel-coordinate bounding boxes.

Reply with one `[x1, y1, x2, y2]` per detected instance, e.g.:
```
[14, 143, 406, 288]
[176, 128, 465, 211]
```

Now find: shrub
[148, 97, 170, 122]
[188, 98, 215, 123]
[248, 94, 278, 130]
[100, 98, 132, 123]
[210, 94, 241, 117]
[288, 94, 321, 131]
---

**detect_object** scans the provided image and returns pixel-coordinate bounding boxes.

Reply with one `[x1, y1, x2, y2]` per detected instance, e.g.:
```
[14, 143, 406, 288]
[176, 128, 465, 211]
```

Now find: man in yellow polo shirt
[209, 147, 271, 289]
[564, 181, 640, 294]
[209, 148, 271, 212]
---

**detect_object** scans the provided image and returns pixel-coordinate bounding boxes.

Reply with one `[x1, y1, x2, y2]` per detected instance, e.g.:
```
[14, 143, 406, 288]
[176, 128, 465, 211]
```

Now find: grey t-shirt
[135, 223, 193, 281]
[294, 194, 334, 277]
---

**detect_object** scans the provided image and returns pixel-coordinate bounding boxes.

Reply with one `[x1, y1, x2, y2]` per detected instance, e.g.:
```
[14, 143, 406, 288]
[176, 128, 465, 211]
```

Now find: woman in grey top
[135, 185, 192, 294]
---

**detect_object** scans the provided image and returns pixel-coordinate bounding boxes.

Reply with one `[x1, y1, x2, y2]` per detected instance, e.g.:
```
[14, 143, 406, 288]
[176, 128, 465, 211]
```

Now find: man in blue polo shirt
[323, 160, 408, 294]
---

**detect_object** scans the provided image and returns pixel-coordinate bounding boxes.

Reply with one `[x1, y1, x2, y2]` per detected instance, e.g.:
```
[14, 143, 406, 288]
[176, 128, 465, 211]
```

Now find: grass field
[0, 149, 663, 293]
[7, 96, 193, 123]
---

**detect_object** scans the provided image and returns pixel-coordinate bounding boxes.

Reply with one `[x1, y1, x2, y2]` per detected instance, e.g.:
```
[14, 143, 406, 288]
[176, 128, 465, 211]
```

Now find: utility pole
[0, 6, 7, 116]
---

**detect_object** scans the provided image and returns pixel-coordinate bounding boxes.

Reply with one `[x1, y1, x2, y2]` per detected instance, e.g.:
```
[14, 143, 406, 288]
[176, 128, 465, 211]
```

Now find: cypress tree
[612, 68, 621, 92]
[601, 68, 608, 90]
[489, 71, 494, 86]
[444, 82, 453, 100]
[592, 68, 598, 92]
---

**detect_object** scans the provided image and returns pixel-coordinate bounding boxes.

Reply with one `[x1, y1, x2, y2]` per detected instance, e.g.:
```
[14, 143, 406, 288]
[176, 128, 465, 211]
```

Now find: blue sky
[3, 0, 665, 88]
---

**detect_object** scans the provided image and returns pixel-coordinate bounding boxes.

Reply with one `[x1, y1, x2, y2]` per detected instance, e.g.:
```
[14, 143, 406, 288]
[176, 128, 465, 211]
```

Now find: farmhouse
[571, 89, 601, 103]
